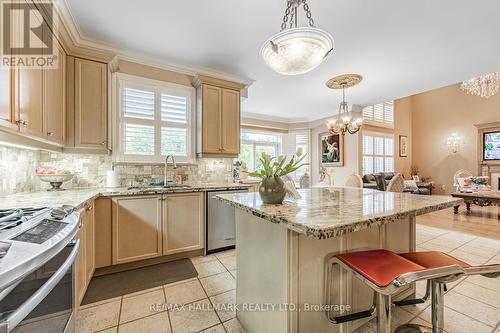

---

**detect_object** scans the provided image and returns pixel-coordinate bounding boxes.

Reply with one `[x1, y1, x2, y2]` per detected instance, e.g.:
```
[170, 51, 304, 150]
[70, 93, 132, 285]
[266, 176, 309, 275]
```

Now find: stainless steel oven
[0, 239, 79, 333]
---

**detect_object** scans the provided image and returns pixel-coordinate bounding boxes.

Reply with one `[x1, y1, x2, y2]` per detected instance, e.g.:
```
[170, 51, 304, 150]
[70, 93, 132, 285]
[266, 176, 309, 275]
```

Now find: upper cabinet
[43, 42, 66, 144]
[73, 58, 108, 150]
[193, 75, 244, 157]
[0, 67, 14, 128]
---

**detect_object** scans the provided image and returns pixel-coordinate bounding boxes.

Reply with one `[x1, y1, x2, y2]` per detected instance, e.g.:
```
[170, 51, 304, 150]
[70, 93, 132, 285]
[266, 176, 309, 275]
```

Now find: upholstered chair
[344, 174, 363, 188]
[387, 173, 405, 192]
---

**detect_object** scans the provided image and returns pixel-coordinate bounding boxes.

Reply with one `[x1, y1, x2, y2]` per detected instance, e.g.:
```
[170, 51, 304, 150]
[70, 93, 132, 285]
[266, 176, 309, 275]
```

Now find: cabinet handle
[86, 205, 93, 211]
[47, 132, 55, 137]
[16, 120, 28, 126]
[100, 140, 107, 146]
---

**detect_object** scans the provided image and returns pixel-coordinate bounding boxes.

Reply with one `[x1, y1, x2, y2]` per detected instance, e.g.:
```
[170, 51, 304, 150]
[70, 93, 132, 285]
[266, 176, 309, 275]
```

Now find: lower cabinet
[75, 200, 95, 305]
[112, 196, 163, 265]
[163, 192, 205, 255]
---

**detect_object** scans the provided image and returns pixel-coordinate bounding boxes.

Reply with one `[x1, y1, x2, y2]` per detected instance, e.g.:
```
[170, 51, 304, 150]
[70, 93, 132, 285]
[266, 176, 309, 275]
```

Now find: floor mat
[81, 258, 198, 305]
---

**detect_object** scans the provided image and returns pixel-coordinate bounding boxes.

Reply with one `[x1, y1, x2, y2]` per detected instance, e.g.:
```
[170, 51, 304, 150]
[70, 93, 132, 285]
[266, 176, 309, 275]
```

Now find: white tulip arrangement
[249, 148, 308, 178]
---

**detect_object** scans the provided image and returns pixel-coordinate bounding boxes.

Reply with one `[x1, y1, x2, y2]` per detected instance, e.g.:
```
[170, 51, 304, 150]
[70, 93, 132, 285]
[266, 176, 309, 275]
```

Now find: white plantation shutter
[124, 88, 155, 120]
[118, 75, 194, 162]
[161, 94, 187, 124]
[384, 101, 394, 123]
[374, 103, 384, 122]
[362, 133, 394, 175]
[362, 100, 394, 126]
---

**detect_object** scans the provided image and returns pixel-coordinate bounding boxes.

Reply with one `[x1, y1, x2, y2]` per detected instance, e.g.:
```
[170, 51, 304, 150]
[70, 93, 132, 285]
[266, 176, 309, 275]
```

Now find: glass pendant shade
[261, 27, 334, 75]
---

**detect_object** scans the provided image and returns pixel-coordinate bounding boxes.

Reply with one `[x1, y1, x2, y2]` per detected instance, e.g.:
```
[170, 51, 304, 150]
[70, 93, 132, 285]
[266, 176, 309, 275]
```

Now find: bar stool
[324, 250, 465, 333]
[395, 251, 500, 333]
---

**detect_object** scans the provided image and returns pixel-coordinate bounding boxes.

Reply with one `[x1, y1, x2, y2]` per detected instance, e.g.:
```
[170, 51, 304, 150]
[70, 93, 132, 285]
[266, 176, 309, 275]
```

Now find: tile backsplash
[0, 145, 234, 196]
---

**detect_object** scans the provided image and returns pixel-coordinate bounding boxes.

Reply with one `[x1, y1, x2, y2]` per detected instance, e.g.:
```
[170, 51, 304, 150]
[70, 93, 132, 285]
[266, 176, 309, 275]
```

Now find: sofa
[362, 172, 433, 195]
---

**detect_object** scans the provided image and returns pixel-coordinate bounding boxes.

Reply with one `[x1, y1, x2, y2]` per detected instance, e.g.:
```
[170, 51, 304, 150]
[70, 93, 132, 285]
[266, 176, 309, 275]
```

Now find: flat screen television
[483, 131, 500, 160]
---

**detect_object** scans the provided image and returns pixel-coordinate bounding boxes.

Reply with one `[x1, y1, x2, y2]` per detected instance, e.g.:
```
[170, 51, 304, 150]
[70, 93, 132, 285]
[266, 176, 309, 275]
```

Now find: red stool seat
[400, 251, 470, 269]
[336, 250, 425, 287]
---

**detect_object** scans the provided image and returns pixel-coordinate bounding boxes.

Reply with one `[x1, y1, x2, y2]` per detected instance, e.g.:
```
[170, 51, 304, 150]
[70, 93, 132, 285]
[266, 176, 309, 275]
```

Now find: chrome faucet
[164, 155, 177, 186]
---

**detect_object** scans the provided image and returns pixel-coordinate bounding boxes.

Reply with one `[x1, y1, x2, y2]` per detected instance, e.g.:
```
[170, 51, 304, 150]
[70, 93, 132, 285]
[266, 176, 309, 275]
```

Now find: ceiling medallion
[461, 72, 500, 98]
[260, 0, 334, 76]
[326, 74, 363, 136]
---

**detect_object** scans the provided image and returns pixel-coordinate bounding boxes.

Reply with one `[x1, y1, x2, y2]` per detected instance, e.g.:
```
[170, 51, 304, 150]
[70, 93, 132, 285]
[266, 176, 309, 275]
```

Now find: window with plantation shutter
[116, 74, 195, 163]
[362, 101, 394, 127]
[362, 132, 394, 175]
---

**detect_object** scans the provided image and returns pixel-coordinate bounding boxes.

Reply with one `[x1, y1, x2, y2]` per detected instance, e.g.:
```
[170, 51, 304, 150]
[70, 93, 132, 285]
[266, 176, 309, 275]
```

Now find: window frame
[361, 131, 394, 175]
[239, 129, 282, 171]
[112, 73, 196, 164]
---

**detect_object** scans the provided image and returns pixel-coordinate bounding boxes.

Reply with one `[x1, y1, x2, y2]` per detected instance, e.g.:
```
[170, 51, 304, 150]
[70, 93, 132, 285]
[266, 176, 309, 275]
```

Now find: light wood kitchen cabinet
[221, 88, 240, 154]
[193, 75, 244, 157]
[162, 192, 205, 255]
[201, 85, 223, 154]
[112, 196, 163, 265]
[16, 67, 44, 136]
[43, 42, 66, 144]
[0, 67, 12, 126]
[94, 198, 112, 268]
[74, 58, 107, 149]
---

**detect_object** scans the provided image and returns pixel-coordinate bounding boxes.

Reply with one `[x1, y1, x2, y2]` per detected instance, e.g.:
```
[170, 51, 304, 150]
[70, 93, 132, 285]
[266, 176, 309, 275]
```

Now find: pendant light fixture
[326, 74, 364, 136]
[261, 0, 334, 75]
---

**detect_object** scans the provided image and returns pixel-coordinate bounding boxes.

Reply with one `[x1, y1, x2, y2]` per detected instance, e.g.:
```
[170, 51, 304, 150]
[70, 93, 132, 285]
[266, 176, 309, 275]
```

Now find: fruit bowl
[36, 172, 74, 191]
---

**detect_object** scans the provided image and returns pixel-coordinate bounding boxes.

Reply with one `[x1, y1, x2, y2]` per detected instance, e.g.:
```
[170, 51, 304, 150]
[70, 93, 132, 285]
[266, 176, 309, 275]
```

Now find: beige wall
[411, 83, 500, 194]
[394, 98, 413, 177]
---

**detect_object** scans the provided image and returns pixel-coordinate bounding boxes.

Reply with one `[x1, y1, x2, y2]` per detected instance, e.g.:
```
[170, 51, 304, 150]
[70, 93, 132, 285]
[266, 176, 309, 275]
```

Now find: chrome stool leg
[431, 281, 445, 333]
[376, 293, 391, 333]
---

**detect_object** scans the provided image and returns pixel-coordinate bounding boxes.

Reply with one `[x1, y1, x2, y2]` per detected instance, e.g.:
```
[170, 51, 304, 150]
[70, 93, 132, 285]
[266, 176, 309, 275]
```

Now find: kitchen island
[217, 187, 462, 333]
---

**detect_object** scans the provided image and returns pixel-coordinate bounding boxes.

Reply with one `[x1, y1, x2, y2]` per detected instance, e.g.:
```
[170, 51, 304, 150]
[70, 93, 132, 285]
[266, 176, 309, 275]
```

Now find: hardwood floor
[417, 204, 500, 240]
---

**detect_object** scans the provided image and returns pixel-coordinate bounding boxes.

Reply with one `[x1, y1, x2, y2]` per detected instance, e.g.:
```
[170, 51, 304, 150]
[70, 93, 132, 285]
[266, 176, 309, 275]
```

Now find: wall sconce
[446, 134, 463, 154]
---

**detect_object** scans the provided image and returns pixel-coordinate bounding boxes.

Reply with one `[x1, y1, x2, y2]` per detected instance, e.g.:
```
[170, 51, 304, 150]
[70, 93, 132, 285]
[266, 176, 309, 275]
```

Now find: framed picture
[319, 132, 344, 167]
[399, 135, 408, 157]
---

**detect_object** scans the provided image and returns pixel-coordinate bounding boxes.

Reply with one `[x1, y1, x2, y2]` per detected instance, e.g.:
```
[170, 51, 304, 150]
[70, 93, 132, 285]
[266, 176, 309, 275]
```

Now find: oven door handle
[0, 240, 80, 333]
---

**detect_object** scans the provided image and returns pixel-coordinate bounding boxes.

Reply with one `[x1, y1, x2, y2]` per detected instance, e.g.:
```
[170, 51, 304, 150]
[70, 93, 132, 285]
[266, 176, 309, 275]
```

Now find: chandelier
[260, 0, 334, 75]
[326, 74, 363, 136]
[460, 72, 500, 98]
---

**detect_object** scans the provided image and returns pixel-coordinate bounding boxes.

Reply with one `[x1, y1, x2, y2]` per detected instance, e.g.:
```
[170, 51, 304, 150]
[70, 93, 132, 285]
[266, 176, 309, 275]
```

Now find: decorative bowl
[37, 174, 74, 191]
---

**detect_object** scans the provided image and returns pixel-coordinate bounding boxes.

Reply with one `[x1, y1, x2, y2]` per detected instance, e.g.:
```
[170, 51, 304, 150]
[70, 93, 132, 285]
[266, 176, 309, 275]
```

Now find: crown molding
[54, 0, 254, 87]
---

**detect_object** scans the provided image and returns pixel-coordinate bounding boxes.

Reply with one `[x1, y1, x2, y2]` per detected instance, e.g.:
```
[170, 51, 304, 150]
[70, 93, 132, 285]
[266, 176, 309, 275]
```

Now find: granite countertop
[216, 187, 463, 239]
[0, 183, 251, 210]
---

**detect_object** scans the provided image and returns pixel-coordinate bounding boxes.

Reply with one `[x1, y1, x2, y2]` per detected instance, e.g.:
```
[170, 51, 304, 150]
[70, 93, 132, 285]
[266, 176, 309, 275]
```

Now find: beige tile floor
[76, 226, 500, 333]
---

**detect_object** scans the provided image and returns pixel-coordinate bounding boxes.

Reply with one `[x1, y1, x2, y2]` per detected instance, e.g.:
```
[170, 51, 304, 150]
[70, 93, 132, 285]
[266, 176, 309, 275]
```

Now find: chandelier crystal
[261, 0, 334, 75]
[326, 74, 363, 136]
[460, 72, 500, 98]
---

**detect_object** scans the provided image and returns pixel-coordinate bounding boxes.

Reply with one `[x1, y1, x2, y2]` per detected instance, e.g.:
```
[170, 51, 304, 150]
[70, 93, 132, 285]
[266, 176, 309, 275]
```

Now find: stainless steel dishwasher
[206, 188, 248, 254]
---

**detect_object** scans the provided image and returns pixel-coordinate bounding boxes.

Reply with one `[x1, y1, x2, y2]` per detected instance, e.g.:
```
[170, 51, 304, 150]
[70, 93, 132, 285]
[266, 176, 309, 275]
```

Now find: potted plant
[249, 149, 308, 204]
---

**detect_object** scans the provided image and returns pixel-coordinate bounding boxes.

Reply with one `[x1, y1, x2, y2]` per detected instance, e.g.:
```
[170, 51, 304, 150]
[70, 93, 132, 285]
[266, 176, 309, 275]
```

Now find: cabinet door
[43, 41, 66, 144]
[221, 88, 240, 154]
[0, 67, 12, 126]
[112, 196, 162, 264]
[163, 193, 204, 255]
[84, 201, 95, 282]
[202, 84, 222, 154]
[15, 12, 44, 136]
[74, 58, 107, 148]
[17, 68, 43, 136]
[74, 224, 86, 305]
